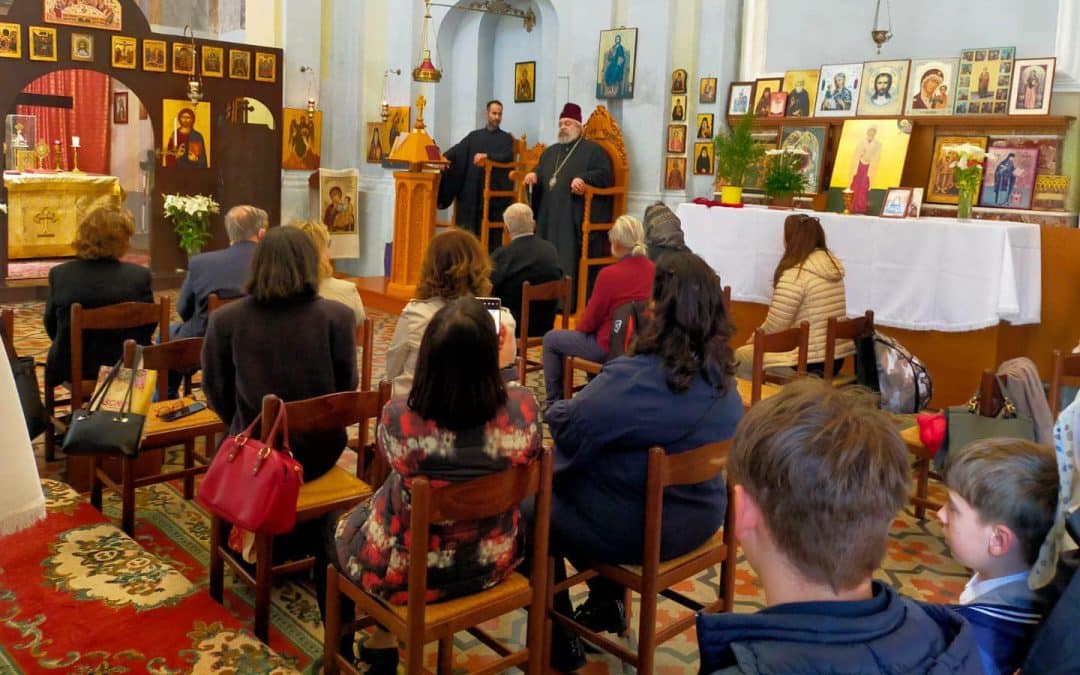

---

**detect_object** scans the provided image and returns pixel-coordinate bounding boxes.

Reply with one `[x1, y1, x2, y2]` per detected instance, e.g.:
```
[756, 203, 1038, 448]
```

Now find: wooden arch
[0, 0, 283, 290]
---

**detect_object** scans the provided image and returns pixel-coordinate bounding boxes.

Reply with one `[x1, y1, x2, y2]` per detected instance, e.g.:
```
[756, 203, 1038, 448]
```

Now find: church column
[280, 0, 323, 226]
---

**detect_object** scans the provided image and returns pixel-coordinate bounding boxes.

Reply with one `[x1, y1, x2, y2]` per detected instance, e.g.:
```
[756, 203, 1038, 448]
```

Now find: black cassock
[437, 127, 514, 237]
[530, 138, 613, 305]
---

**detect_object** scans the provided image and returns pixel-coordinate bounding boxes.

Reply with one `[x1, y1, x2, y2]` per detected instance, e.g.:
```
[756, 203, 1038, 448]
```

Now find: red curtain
[16, 70, 110, 174]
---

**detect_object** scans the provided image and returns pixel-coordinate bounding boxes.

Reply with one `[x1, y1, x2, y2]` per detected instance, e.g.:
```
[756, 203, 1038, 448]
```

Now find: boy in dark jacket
[938, 439, 1058, 675]
[697, 379, 982, 674]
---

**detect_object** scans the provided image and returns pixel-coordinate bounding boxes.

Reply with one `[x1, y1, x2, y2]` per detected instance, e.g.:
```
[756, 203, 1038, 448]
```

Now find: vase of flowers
[713, 112, 764, 205]
[946, 143, 986, 221]
[163, 193, 220, 256]
[762, 147, 809, 208]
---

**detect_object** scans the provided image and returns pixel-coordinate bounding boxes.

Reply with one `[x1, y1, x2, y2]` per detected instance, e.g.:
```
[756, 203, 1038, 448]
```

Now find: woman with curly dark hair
[385, 229, 515, 397]
[540, 250, 743, 670]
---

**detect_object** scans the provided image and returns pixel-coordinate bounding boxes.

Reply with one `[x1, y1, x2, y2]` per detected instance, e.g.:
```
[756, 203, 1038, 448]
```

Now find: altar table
[676, 204, 1041, 332]
[3, 172, 122, 259]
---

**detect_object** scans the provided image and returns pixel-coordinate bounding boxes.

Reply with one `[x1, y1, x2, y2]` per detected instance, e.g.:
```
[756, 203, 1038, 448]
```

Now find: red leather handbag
[197, 404, 304, 534]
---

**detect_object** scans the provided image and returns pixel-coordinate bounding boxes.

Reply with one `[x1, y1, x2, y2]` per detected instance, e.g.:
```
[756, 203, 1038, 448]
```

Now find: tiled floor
[5, 293, 969, 673]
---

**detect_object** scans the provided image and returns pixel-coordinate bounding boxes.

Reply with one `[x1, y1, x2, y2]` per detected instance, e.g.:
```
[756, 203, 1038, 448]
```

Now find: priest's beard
[558, 125, 582, 144]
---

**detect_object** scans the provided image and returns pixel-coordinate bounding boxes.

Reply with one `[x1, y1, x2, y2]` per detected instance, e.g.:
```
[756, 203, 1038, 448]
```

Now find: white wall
[763, 0, 1061, 75]
[491, 14, 542, 144]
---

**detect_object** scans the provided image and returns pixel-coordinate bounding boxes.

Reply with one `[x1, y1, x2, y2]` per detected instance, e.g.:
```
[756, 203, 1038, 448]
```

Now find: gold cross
[414, 95, 427, 130]
[33, 208, 57, 238]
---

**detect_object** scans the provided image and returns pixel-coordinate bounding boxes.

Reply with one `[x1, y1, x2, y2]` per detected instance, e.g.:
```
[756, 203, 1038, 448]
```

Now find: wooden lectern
[386, 96, 448, 300]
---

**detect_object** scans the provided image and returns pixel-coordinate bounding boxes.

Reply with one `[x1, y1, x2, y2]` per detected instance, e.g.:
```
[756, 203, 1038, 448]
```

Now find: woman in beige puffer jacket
[734, 214, 855, 378]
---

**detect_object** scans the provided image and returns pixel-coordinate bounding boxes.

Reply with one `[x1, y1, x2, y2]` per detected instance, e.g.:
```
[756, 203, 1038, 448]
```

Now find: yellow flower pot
[720, 185, 743, 205]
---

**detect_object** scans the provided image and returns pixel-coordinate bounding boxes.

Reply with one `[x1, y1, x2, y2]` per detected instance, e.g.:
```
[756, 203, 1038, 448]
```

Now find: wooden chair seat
[615, 529, 725, 578]
[297, 466, 372, 513]
[381, 572, 531, 637]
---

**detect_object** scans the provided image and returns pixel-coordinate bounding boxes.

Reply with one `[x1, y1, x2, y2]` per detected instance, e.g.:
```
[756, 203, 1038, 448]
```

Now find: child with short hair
[939, 438, 1059, 675]
[697, 379, 982, 674]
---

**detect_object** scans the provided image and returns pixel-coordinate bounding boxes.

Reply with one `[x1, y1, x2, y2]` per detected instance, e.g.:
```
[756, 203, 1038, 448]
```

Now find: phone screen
[478, 297, 501, 332]
[160, 401, 207, 422]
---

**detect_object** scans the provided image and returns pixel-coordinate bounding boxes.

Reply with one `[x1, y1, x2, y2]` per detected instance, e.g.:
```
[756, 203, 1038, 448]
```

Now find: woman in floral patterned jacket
[329, 297, 542, 670]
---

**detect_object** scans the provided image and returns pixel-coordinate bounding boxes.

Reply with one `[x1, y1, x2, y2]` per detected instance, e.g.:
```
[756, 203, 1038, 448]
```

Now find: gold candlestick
[842, 189, 854, 215]
[71, 146, 83, 173]
[52, 142, 64, 171]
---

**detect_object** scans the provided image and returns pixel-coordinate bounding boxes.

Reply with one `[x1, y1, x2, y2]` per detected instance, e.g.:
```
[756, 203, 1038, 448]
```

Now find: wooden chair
[721, 285, 732, 318]
[749, 321, 809, 404]
[823, 310, 875, 384]
[324, 446, 554, 675]
[517, 277, 572, 385]
[351, 381, 393, 487]
[207, 291, 242, 314]
[1, 307, 15, 362]
[908, 369, 1005, 519]
[89, 337, 223, 535]
[576, 106, 630, 315]
[548, 441, 736, 674]
[44, 299, 169, 464]
[1049, 348, 1080, 422]
[357, 319, 375, 394]
[562, 355, 603, 400]
[512, 139, 548, 204]
[477, 136, 523, 251]
[209, 387, 389, 643]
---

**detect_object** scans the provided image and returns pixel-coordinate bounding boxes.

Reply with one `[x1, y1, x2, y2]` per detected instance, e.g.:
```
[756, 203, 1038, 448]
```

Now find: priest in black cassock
[524, 102, 613, 308]
[436, 100, 515, 239]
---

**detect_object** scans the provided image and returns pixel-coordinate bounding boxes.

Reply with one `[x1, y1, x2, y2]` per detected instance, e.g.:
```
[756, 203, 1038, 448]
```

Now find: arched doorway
[5, 68, 155, 280]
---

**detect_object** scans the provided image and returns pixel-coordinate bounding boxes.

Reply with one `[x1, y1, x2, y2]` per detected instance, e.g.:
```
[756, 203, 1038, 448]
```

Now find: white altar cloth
[677, 204, 1041, 332]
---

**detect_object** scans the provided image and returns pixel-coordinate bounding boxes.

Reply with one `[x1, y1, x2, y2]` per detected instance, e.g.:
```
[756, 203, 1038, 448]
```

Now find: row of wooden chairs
[319, 434, 736, 674]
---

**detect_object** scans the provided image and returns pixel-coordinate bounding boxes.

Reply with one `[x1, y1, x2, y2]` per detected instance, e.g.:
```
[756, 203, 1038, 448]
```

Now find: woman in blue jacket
[542, 251, 744, 670]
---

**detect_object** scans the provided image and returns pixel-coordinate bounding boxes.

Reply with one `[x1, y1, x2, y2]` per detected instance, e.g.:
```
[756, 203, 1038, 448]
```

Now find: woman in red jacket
[541, 214, 654, 407]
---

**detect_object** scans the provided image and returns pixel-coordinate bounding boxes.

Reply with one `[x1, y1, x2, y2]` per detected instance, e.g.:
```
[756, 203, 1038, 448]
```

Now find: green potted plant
[761, 147, 809, 208]
[163, 193, 220, 256]
[713, 111, 764, 205]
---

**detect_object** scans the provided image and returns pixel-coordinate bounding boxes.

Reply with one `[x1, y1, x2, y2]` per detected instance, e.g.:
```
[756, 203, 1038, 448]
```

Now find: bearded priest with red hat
[524, 102, 613, 309]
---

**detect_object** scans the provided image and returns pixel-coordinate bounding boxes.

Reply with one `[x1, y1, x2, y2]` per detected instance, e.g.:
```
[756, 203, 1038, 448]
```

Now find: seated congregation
[5, 96, 1074, 674]
[6, 192, 1076, 675]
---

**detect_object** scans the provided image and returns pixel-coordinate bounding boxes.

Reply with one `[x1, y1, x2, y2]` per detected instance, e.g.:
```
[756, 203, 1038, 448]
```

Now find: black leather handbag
[62, 357, 145, 457]
[10, 354, 47, 439]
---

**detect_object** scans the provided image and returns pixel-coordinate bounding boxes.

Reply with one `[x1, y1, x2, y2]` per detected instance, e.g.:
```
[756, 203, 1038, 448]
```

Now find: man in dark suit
[490, 203, 563, 337]
[172, 205, 266, 339]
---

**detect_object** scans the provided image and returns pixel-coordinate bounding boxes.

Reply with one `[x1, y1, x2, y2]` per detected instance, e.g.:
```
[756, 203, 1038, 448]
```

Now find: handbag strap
[966, 375, 1021, 419]
[86, 358, 124, 412]
[117, 345, 144, 415]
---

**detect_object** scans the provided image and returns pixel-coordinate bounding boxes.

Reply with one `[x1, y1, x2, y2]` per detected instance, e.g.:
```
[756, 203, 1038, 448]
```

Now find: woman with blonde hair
[734, 213, 853, 378]
[385, 228, 515, 397]
[290, 220, 365, 325]
[541, 214, 654, 406]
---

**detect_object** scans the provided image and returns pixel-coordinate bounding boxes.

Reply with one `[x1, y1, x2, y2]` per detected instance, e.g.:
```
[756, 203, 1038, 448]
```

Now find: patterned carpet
[3, 291, 969, 674]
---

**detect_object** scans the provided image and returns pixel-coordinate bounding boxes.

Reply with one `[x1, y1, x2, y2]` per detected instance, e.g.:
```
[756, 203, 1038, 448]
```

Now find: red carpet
[0, 479, 301, 674]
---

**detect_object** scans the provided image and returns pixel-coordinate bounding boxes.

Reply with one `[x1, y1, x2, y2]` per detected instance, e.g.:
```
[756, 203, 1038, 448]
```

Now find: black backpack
[607, 300, 649, 358]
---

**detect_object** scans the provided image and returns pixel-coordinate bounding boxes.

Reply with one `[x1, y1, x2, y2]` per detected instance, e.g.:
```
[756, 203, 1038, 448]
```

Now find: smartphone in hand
[478, 297, 502, 333]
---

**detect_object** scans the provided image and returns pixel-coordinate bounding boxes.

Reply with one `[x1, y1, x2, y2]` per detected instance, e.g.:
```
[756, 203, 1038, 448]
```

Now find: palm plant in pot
[762, 147, 809, 208]
[713, 112, 763, 205]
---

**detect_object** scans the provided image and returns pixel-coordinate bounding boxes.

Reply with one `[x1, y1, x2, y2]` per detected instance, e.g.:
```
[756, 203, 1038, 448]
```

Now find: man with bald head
[524, 102, 613, 308]
[172, 204, 266, 339]
[490, 203, 563, 336]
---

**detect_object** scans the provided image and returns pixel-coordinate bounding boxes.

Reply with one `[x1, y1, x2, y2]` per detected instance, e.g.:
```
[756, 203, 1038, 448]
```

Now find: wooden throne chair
[578, 105, 629, 314]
